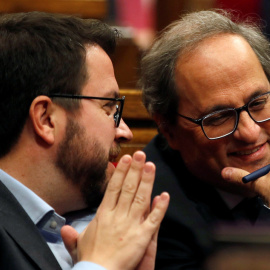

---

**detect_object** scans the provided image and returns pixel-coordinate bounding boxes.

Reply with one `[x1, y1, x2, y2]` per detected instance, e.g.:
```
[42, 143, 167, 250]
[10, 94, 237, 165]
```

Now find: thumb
[221, 167, 250, 184]
[61, 225, 79, 263]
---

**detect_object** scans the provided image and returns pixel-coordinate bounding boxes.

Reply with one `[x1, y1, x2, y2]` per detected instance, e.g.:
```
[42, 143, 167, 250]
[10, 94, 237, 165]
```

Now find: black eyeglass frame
[48, 93, 125, 127]
[177, 91, 270, 140]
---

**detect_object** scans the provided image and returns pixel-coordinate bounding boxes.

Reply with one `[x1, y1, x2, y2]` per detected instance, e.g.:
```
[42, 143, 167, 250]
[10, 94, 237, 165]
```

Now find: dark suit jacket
[0, 180, 62, 270]
[144, 134, 270, 270]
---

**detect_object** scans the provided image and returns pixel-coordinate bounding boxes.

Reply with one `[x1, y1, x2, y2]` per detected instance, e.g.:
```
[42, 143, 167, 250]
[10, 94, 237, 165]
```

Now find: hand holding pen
[222, 164, 270, 208]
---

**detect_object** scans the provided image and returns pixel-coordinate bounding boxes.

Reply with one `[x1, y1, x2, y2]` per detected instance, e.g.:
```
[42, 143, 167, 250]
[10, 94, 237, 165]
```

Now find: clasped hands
[61, 151, 170, 270]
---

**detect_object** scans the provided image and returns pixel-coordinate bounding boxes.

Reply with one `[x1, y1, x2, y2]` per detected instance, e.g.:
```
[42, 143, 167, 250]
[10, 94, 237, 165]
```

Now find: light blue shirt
[0, 169, 106, 270]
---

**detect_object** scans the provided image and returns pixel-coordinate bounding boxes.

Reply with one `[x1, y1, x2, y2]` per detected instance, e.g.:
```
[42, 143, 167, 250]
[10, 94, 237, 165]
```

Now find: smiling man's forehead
[175, 34, 269, 116]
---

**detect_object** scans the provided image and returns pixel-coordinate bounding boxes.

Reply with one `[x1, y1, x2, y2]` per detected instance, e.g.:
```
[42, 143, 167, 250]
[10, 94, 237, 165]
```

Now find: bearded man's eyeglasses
[49, 93, 125, 127]
[177, 92, 270, 140]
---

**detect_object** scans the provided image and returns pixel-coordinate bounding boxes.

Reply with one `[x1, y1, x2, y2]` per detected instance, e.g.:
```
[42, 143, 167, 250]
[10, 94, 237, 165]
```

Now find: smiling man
[0, 12, 170, 270]
[140, 9, 270, 270]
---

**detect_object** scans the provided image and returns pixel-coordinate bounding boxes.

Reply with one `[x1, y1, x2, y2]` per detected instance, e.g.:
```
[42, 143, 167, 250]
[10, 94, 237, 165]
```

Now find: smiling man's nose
[233, 111, 260, 143]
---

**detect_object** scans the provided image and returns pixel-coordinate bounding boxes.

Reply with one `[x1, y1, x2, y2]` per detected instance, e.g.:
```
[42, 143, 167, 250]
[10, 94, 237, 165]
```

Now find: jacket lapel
[0, 181, 62, 270]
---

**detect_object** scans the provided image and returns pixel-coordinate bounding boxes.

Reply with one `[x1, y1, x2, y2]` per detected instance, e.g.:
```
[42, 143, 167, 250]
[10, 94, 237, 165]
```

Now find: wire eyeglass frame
[177, 91, 270, 140]
[48, 93, 125, 127]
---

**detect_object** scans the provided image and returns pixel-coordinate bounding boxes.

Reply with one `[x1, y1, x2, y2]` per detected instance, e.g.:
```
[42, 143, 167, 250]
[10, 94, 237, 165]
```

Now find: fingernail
[144, 163, 153, 173]
[222, 168, 232, 180]
[161, 192, 169, 200]
[134, 151, 145, 162]
[122, 155, 131, 164]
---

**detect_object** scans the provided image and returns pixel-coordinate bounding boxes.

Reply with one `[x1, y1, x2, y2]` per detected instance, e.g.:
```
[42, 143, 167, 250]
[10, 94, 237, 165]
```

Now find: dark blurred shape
[216, 0, 270, 40]
[205, 222, 270, 270]
[261, 0, 270, 39]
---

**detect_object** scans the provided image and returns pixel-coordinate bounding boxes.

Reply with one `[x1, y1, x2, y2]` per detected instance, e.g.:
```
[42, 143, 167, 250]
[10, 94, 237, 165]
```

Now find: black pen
[242, 164, 270, 183]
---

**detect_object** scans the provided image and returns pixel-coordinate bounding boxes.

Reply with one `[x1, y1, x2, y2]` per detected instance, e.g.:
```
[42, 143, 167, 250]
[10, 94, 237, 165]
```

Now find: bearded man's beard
[56, 117, 112, 208]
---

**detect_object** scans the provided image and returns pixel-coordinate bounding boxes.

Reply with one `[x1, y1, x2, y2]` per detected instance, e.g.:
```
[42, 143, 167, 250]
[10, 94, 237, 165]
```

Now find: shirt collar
[0, 169, 95, 234]
[216, 188, 244, 210]
[0, 169, 55, 225]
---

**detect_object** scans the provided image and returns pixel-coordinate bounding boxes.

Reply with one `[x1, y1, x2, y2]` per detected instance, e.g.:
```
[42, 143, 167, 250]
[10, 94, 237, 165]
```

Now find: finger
[100, 154, 132, 211]
[116, 151, 146, 214]
[151, 195, 161, 210]
[143, 192, 170, 234]
[221, 167, 250, 184]
[142, 193, 160, 225]
[136, 225, 160, 270]
[153, 225, 159, 242]
[61, 225, 79, 263]
[221, 166, 266, 191]
[222, 167, 257, 196]
[129, 162, 155, 220]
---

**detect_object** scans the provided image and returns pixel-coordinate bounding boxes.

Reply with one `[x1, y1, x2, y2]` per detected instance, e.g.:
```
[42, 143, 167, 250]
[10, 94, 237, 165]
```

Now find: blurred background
[2, 3, 270, 267]
[0, 0, 269, 158]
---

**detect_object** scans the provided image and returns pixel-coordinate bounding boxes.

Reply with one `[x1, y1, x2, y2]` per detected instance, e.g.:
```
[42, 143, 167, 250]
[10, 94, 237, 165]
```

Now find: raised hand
[62, 151, 170, 270]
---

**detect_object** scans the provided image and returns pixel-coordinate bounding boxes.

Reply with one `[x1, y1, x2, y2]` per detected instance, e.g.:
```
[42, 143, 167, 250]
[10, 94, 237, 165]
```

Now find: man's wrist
[72, 261, 107, 270]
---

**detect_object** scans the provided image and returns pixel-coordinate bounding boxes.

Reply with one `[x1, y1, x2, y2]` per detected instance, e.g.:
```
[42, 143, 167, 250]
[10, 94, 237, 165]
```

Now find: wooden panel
[129, 127, 157, 144]
[117, 127, 158, 160]
[184, 0, 215, 12]
[113, 38, 141, 89]
[118, 89, 157, 160]
[0, 0, 107, 19]
[120, 89, 151, 120]
[156, 0, 185, 32]
[156, 0, 215, 32]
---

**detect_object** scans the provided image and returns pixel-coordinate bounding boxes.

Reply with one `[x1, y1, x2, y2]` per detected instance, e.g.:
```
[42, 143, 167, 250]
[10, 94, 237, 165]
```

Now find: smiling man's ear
[29, 96, 57, 145]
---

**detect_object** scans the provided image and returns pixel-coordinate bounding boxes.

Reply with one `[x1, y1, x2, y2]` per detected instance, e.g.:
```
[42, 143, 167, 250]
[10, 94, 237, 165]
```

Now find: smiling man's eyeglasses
[177, 91, 270, 140]
[49, 93, 125, 127]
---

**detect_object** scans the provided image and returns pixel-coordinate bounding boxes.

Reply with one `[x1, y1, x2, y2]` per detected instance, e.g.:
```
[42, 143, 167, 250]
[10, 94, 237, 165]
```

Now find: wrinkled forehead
[174, 34, 269, 115]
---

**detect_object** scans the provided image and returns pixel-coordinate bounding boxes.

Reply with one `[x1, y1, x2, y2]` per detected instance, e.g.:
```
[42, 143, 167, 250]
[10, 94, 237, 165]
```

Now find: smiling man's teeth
[235, 147, 260, 155]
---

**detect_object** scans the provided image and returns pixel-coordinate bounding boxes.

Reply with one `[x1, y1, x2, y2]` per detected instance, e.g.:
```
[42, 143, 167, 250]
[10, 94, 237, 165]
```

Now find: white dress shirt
[0, 169, 106, 270]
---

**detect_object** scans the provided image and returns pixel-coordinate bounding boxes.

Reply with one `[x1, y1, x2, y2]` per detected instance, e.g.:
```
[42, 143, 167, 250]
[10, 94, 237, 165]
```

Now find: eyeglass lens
[202, 92, 270, 139]
[114, 104, 120, 126]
